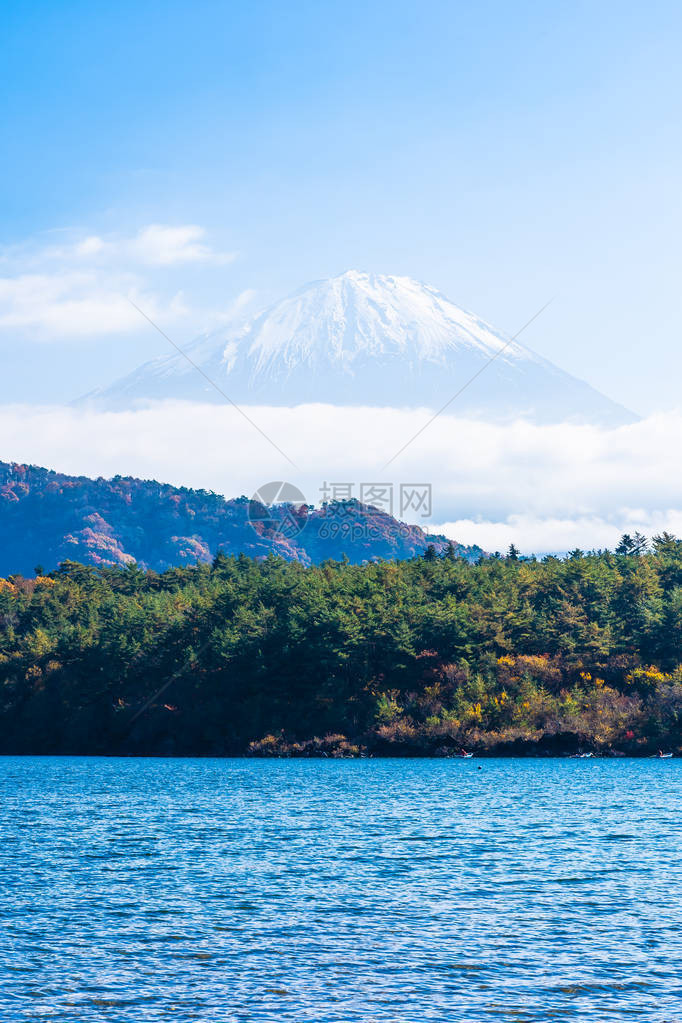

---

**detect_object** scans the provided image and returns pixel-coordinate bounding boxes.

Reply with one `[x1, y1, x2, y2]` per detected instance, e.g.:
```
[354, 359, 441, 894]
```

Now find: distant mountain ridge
[0, 461, 483, 576]
[88, 270, 636, 425]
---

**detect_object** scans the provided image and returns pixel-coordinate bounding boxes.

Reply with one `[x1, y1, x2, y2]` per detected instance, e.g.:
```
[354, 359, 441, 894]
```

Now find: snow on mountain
[88, 271, 636, 425]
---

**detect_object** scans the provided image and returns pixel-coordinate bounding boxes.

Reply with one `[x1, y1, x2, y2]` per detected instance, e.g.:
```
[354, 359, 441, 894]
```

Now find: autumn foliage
[1, 538, 682, 755]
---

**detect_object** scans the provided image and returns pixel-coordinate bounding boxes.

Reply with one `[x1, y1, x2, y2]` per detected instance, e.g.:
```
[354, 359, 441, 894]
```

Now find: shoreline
[0, 748, 676, 760]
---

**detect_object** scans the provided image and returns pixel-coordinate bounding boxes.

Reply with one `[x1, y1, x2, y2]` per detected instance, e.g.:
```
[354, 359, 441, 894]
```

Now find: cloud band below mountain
[2, 402, 680, 554]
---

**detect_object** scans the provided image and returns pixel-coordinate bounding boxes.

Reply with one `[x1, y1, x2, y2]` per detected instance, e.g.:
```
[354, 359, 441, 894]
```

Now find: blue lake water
[1, 757, 681, 1022]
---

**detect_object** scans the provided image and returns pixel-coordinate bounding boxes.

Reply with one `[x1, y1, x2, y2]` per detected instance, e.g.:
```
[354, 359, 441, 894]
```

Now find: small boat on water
[655, 751, 674, 759]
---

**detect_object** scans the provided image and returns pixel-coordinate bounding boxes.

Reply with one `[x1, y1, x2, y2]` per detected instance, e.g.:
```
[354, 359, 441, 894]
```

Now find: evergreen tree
[632, 532, 649, 555]
[652, 531, 680, 555]
[2, 547, 682, 756]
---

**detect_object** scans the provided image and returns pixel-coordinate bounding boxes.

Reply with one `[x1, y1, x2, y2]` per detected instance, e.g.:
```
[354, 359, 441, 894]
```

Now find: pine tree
[652, 532, 681, 555]
[616, 534, 635, 555]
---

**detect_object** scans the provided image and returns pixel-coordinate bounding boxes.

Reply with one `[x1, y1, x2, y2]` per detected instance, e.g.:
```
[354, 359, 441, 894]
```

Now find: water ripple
[1, 757, 681, 1021]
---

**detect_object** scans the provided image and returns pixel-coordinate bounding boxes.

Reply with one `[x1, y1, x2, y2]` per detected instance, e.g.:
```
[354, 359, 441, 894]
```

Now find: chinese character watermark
[247, 481, 434, 543]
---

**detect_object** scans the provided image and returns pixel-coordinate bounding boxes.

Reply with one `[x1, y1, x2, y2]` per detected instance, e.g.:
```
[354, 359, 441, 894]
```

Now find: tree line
[1, 534, 682, 756]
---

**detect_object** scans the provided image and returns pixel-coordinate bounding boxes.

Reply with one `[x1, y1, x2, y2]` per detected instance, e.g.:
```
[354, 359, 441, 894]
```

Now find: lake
[1, 757, 681, 1021]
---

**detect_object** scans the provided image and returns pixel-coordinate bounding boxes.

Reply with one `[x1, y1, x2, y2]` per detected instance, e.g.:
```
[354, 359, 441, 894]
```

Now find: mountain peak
[248, 269, 526, 370]
[88, 272, 637, 425]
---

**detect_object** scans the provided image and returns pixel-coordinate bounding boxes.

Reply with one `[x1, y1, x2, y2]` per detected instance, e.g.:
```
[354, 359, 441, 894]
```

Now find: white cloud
[433, 514, 682, 556]
[0, 272, 189, 336]
[74, 236, 106, 258]
[3, 224, 232, 269]
[0, 224, 237, 340]
[127, 225, 235, 266]
[2, 402, 682, 554]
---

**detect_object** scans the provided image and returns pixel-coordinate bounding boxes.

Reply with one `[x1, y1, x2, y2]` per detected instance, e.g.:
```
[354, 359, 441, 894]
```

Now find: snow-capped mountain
[89, 271, 636, 424]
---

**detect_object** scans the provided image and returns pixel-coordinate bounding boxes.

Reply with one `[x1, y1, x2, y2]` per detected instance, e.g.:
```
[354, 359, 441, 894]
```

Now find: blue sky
[2, 0, 682, 411]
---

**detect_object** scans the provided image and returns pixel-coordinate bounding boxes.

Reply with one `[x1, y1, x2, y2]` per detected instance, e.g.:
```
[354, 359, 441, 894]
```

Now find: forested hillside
[1, 539, 682, 756]
[0, 461, 480, 574]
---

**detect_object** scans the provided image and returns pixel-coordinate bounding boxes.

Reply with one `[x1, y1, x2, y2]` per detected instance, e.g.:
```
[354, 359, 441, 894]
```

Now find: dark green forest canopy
[2, 540, 682, 756]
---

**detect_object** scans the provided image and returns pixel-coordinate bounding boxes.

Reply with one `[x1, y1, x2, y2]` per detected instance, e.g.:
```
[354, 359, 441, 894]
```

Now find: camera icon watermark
[248, 481, 308, 540]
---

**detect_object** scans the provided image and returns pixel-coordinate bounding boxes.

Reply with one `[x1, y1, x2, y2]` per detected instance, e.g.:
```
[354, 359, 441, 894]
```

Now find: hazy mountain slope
[0, 462, 482, 576]
[89, 271, 636, 425]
